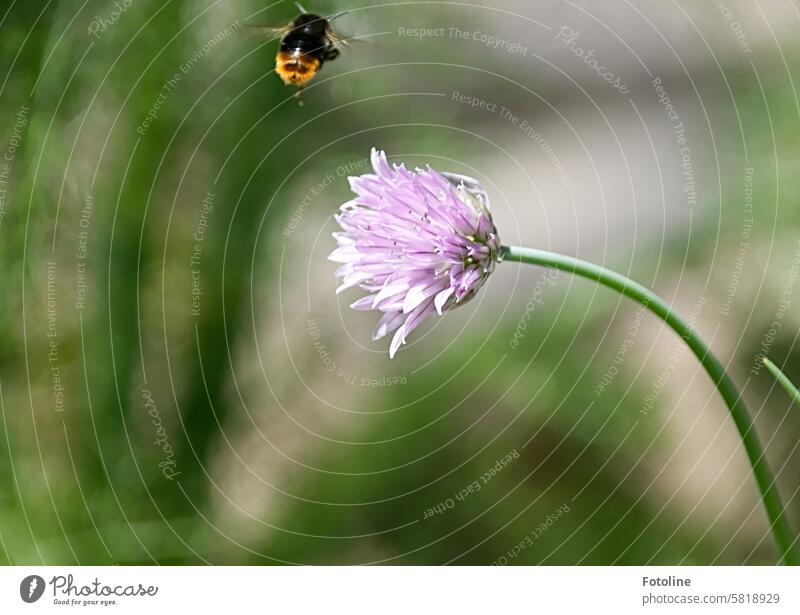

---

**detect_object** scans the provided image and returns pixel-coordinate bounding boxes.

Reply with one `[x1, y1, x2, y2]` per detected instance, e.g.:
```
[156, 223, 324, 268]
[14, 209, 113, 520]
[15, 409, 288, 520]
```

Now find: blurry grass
[261, 303, 721, 564]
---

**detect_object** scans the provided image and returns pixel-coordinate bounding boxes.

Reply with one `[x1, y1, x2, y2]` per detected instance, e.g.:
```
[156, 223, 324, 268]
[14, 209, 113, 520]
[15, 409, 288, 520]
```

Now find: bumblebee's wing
[325, 10, 362, 49]
[325, 27, 347, 49]
[325, 26, 373, 50]
[243, 23, 294, 39]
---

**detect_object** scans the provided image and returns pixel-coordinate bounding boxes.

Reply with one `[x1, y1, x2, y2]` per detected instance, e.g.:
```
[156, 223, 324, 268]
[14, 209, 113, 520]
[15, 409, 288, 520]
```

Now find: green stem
[501, 245, 798, 565]
[762, 357, 800, 410]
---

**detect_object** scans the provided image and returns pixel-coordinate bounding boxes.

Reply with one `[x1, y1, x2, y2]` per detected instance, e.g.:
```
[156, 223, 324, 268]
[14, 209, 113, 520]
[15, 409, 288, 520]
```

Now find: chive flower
[329, 149, 500, 357]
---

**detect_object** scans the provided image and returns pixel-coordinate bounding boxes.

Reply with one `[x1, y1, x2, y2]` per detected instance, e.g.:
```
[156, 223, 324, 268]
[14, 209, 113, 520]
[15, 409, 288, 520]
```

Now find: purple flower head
[329, 149, 501, 358]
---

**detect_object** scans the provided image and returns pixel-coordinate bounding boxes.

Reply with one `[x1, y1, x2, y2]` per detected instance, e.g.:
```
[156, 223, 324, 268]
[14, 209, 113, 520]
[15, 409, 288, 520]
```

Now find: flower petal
[434, 287, 454, 315]
[373, 311, 405, 341]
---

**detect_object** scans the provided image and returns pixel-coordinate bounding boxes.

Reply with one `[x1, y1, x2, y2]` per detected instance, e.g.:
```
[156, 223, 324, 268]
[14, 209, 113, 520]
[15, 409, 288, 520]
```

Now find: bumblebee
[250, 3, 348, 93]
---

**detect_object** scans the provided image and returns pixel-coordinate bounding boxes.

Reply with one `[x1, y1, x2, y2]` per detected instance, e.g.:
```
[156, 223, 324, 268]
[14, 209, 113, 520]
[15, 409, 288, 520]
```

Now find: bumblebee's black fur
[280, 13, 340, 65]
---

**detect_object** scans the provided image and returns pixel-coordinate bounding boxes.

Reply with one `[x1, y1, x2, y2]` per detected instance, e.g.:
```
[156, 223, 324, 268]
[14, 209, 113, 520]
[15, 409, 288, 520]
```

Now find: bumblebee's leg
[324, 47, 340, 61]
[294, 86, 305, 106]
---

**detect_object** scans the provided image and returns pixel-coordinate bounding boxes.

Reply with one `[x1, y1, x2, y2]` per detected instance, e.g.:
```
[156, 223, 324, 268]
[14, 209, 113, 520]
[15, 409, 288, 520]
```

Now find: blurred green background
[1, 0, 799, 565]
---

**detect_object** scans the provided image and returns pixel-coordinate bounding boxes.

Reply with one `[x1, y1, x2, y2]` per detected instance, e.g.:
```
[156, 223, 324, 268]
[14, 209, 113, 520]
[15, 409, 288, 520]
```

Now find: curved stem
[762, 358, 800, 410]
[501, 244, 798, 565]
